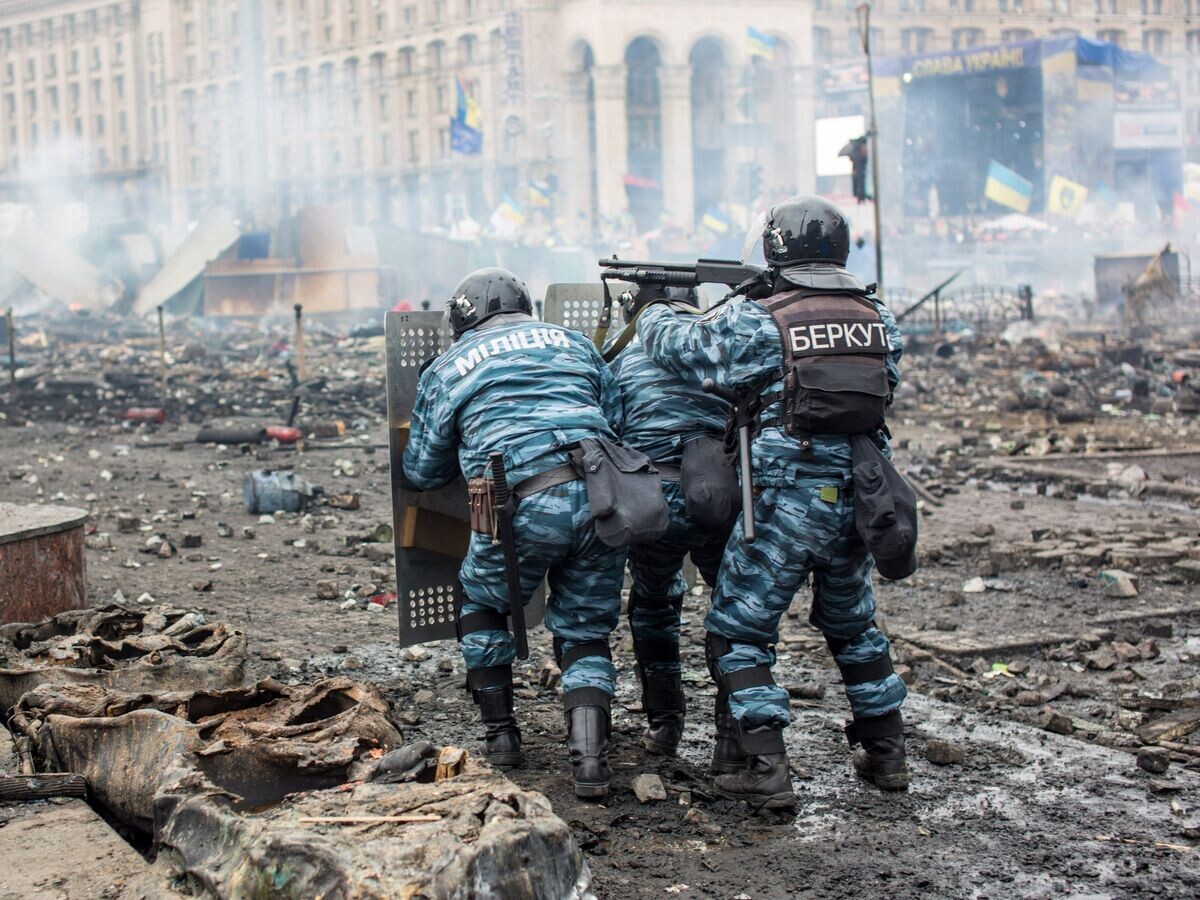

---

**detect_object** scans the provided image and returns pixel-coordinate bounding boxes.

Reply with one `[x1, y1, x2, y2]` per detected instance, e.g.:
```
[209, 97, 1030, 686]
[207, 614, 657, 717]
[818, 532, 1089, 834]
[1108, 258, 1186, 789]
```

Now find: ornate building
[0, 0, 1193, 235]
[0, 0, 815, 237]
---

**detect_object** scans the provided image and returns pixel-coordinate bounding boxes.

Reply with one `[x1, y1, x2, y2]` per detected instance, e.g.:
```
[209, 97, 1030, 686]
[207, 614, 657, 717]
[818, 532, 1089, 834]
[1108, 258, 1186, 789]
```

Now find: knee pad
[705, 632, 777, 696]
[553, 636, 613, 674]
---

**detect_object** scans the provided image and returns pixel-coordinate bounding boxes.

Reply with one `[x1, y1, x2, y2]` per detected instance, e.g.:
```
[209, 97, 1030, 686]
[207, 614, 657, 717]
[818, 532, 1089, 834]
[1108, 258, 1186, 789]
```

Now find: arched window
[1142, 29, 1167, 54]
[952, 28, 984, 49]
[457, 34, 475, 66]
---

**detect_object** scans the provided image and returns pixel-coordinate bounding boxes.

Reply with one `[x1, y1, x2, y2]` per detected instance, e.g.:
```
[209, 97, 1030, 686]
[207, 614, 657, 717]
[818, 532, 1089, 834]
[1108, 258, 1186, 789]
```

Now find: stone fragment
[1039, 708, 1074, 735]
[1015, 690, 1043, 707]
[1137, 746, 1171, 774]
[631, 773, 667, 803]
[972, 523, 996, 538]
[180, 533, 203, 549]
[962, 577, 987, 594]
[924, 739, 965, 766]
[315, 580, 339, 600]
[1099, 569, 1138, 598]
[1173, 560, 1200, 583]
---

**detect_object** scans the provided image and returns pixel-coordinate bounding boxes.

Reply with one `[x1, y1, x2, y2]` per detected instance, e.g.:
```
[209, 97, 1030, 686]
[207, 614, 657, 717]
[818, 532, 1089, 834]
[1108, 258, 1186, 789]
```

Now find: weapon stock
[489, 453, 529, 659]
[702, 378, 757, 544]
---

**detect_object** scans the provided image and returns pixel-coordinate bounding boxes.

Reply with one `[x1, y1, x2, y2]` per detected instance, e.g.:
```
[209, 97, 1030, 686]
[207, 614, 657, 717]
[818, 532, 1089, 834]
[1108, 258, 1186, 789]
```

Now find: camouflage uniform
[610, 329, 731, 681]
[402, 313, 626, 696]
[636, 269, 908, 731]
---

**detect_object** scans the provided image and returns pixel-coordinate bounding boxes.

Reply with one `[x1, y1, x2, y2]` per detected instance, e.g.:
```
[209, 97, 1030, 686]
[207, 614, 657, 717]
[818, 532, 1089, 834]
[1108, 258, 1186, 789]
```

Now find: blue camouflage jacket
[636, 267, 903, 485]
[402, 313, 623, 490]
[610, 313, 731, 466]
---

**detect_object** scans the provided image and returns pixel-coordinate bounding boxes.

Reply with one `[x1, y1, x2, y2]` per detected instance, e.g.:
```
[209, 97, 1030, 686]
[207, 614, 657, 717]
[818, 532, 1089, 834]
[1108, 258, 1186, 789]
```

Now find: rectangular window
[96, 113, 104, 135]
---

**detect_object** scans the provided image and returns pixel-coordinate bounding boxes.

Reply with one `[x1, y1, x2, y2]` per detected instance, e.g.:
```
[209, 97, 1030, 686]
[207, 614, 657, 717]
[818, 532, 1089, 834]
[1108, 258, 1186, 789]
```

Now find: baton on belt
[702, 379, 757, 544]
[489, 453, 529, 659]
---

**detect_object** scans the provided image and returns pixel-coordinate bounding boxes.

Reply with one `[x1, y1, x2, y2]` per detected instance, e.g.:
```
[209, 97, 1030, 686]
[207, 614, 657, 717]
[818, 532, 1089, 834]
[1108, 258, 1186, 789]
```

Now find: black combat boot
[711, 690, 746, 774]
[474, 684, 523, 769]
[638, 665, 686, 756]
[712, 726, 796, 810]
[848, 708, 910, 791]
[564, 689, 611, 799]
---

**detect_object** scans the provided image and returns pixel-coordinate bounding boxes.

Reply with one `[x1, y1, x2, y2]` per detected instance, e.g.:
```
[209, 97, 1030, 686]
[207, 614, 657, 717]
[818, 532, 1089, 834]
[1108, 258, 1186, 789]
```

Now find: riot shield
[542, 283, 609, 333]
[385, 310, 546, 648]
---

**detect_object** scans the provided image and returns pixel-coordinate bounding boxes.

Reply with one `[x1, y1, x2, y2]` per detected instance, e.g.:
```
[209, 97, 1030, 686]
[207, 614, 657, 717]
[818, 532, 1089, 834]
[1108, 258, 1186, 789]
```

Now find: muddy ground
[3, 399, 1199, 899]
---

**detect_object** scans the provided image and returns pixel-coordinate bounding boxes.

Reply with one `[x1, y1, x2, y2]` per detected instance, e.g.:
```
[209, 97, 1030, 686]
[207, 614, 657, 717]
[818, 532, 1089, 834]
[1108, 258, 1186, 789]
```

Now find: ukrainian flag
[747, 27, 776, 61]
[527, 180, 552, 209]
[450, 76, 482, 155]
[492, 194, 525, 227]
[700, 207, 730, 233]
[984, 161, 1033, 214]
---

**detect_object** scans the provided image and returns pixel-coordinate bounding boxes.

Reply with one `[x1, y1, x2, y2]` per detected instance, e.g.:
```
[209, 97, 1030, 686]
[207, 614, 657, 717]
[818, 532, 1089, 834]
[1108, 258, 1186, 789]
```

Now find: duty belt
[512, 462, 581, 500]
[652, 461, 681, 483]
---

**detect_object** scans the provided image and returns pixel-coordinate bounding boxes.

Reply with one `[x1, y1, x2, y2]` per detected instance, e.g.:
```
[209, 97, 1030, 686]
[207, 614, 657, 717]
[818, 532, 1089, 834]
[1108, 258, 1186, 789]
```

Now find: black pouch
[570, 438, 669, 549]
[680, 436, 739, 530]
[792, 363, 889, 436]
[849, 433, 918, 580]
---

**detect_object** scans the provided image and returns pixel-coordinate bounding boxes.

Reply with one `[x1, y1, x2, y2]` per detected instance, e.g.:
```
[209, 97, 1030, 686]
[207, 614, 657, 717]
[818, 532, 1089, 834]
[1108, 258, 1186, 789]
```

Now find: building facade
[0, 0, 1194, 236]
[0, 0, 815, 238]
[812, 0, 1200, 164]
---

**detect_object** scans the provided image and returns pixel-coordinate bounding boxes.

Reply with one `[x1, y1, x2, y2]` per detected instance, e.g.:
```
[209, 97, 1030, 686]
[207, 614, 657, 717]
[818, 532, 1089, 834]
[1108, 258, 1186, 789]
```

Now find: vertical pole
[6, 308, 15, 386]
[294, 303, 306, 381]
[156, 305, 168, 407]
[857, 4, 885, 299]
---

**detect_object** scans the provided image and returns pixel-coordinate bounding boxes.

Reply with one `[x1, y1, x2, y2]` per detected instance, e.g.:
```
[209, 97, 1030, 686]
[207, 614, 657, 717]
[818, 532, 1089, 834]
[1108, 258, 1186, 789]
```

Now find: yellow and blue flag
[747, 27, 776, 61]
[450, 76, 482, 155]
[984, 161, 1033, 213]
[491, 193, 525, 228]
[700, 207, 730, 233]
[527, 180, 553, 209]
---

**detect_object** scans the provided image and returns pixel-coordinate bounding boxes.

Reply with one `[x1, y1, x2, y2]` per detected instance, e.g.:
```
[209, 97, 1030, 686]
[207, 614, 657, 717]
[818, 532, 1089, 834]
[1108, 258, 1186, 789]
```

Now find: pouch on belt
[680, 435, 740, 530]
[849, 433, 918, 581]
[570, 438, 669, 548]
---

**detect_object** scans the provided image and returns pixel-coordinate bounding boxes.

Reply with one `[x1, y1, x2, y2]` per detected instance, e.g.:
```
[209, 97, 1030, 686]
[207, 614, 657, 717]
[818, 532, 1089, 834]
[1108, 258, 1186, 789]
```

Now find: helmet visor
[742, 209, 769, 265]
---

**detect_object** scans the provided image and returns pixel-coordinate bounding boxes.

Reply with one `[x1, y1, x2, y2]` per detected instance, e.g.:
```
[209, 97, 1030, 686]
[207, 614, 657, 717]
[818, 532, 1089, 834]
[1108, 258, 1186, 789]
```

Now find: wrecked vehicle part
[0, 604, 246, 714]
[12, 677, 400, 833]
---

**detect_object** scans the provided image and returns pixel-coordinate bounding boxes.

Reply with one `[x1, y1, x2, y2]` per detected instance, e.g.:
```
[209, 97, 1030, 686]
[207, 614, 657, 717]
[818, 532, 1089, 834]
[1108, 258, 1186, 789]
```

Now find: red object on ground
[121, 408, 166, 423]
[368, 592, 396, 608]
[265, 426, 302, 443]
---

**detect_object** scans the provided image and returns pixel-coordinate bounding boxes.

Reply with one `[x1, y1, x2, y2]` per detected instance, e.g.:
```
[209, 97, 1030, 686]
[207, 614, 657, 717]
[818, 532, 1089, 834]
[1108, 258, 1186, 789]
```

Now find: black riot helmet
[762, 195, 851, 267]
[446, 267, 533, 338]
[619, 285, 698, 325]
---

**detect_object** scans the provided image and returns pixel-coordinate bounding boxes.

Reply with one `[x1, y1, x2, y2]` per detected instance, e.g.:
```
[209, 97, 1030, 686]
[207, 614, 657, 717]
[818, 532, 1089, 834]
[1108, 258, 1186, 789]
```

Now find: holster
[467, 477, 496, 536]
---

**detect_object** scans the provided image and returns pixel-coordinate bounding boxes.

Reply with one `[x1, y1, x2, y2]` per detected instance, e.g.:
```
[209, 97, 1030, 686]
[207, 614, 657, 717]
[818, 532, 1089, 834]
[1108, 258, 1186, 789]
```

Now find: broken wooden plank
[1139, 708, 1200, 745]
[0, 773, 87, 803]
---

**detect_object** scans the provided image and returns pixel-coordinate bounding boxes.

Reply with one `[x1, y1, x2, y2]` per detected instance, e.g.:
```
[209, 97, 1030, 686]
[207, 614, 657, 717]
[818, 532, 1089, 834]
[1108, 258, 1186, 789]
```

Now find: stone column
[562, 70, 595, 241]
[590, 64, 627, 224]
[787, 65, 817, 195]
[658, 64, 695, 230]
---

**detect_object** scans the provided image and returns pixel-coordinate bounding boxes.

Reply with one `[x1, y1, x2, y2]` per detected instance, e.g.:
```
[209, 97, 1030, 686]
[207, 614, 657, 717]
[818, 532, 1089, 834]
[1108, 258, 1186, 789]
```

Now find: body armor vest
[762, 289, 890, 442]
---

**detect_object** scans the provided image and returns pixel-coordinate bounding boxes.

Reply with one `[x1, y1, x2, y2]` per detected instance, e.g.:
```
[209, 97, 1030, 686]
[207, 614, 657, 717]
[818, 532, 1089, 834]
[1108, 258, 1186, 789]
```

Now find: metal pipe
[857, 4, 884, 299]
[294, 303, 306, 380]
[6, 307, 15, 386]
[156, 305, 168, 407]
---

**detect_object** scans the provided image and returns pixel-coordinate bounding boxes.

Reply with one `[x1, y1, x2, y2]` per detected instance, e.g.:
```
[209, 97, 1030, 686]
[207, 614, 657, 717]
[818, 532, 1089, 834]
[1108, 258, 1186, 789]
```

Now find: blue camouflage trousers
[705, 480, 907, 730]
[459, 480, 625, 695]
[628, 481, 729, 679]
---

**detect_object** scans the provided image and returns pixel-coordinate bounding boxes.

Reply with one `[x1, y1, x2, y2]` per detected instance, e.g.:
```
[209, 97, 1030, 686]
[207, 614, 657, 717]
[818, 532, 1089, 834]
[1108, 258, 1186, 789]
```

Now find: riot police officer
[609, 286, 736, 761]
[401, 267, 626, 799]
[633, 197, 910, 809]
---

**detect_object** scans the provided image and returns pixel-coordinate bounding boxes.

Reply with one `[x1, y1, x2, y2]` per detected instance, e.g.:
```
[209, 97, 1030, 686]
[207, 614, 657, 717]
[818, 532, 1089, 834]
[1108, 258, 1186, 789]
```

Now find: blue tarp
[1074, 35, 1170, 81]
